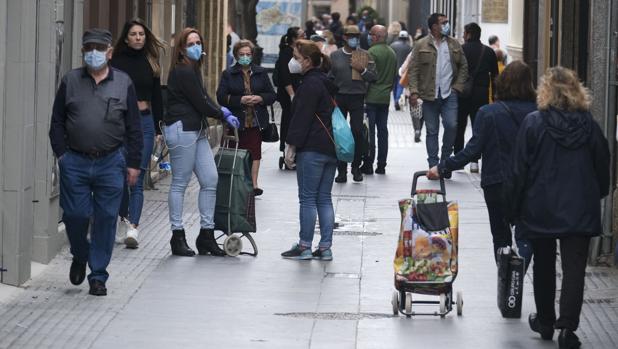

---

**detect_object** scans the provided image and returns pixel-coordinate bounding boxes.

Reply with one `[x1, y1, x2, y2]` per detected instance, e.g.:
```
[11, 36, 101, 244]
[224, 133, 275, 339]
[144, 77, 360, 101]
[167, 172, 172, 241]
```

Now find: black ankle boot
[558, 329, 581, 349]
[170, 229, 196, 257]
[196, 228, 226, 256]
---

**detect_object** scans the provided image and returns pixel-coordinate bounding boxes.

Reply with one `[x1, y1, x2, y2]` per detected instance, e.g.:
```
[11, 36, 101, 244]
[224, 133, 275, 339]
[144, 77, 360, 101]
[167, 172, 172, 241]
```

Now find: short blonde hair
[537, 66, 591, 112]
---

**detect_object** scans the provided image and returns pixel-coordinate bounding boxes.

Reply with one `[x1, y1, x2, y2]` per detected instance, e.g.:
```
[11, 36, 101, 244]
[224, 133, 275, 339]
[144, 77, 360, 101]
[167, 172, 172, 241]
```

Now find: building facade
[0, 0, 228, 286]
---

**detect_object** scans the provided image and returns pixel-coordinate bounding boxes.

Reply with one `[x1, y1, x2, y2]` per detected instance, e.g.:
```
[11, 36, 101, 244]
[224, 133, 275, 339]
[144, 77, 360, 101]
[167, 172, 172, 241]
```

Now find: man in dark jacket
[455, 23, 498, 173]
[329, 12, 344, 48]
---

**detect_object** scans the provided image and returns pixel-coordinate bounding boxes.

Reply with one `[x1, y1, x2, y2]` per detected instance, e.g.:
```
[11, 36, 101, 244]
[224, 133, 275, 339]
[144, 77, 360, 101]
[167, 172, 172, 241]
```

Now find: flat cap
[82, 28, 112, 46]
[343, 25, 360, 35]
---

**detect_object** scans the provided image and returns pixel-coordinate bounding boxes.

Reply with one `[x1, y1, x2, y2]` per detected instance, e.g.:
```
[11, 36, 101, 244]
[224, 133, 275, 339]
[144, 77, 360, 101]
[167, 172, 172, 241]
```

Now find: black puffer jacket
[286, 68, 338, 158]
[506, 108, 610, 238]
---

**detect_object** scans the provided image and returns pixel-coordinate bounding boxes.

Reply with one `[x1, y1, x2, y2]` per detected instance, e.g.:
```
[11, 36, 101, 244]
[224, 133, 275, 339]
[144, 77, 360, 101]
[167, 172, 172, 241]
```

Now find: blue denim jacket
[439, 100, 537, 188]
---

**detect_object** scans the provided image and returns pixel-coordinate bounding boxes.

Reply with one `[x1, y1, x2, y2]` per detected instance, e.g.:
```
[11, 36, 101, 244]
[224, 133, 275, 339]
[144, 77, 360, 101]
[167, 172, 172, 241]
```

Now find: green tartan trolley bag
[213, 129, 258, 256]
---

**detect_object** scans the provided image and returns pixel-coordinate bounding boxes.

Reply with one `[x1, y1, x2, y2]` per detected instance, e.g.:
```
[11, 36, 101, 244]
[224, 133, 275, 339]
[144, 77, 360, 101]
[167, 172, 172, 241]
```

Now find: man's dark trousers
[335, 94, 365, 174]
[454, 87, 488, 154]
[365, 103, 389, 168]
[59, 149, 126, 283]
[530, 236, 591, 330]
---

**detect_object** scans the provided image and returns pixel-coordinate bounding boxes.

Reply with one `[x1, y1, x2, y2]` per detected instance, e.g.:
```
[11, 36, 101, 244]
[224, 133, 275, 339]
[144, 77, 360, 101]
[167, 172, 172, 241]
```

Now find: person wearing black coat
[505, 67, 610, 349]
[281, 40, 338, 261]
[217, 40, 276, 196]
[428, 61, 537, 266]
[273, 27, 304, 166]
[454, 23, 499, 172]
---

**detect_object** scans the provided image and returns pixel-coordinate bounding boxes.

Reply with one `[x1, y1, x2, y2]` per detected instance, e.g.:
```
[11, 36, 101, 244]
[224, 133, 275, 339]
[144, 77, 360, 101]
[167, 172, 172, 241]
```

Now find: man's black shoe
[335, 173, 347, 183]
[414, 131, 421, 143]
[360, 164, 373, 175]
[352, 168, 363, 182]
[88, 279, 107, 296]
[69, 259, 87, 285]
[558, 329, 581, 349]
[529, 313, 554, 340]
[395, 102, 401, 111]
[442, 171, 452, 179]
[375, 166, 385, 174]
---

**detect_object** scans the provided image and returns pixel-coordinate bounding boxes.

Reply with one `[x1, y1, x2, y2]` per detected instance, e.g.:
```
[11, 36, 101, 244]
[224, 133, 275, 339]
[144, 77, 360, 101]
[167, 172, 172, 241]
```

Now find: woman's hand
[241, 95, 253, 105]
[221, 106, 240, 128]
[426, 166, 440, 180]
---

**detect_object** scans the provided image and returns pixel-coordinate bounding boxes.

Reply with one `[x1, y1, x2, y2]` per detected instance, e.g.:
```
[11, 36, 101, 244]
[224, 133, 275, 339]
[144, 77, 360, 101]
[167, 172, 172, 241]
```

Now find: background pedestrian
[217, 39, 276, 196]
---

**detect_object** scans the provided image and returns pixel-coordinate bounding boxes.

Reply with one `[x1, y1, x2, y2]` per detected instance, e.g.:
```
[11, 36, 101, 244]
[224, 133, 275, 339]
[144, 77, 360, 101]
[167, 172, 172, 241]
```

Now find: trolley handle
[411, 171, 446, 197]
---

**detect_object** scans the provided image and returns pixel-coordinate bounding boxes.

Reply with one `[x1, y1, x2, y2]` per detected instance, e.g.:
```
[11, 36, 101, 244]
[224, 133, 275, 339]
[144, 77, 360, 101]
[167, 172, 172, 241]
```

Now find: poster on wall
[482, 0, 508, 23]
[256, 0, 303, 68]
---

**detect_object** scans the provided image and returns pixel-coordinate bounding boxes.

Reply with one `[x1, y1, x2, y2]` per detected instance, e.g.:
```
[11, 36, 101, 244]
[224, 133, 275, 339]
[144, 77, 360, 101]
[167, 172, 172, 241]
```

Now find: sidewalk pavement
[0, 107, 617, 349]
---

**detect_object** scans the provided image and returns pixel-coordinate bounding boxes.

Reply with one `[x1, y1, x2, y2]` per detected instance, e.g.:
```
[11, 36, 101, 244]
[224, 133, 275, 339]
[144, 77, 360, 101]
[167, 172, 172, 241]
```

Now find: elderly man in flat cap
[49, 28, 143, 296]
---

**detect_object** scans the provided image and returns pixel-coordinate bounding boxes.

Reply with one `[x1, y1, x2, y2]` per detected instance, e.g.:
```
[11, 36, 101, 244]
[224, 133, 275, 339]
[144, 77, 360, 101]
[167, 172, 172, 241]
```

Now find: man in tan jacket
[409, 13, 468, 174]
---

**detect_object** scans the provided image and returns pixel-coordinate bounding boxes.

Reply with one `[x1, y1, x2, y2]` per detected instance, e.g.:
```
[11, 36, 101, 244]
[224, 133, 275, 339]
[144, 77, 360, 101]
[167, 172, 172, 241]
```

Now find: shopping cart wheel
[391, 291, 399, 316]
[456, 291, 463, 316]
[439, 293, 447, 318]
[279, 156, 284, 170]
[223, 235, 242, 257]
[404, 292, 412, 315]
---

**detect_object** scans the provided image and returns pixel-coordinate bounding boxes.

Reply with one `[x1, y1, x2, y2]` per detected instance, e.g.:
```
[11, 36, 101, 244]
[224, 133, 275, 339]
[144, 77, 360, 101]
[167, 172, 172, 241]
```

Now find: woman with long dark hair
[273, 26, 304, 168]
[111, 18, 164, 249]
[164, 27, 240, 257]
[427, 61, 537, 265]
[280, 40, 338, 260]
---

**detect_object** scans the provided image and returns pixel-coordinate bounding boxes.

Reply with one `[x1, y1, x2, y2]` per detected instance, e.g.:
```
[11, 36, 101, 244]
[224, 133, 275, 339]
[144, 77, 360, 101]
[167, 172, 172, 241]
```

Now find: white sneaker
[470, 162, 479, 173]
[125, 226, 139, 249]
[115, 218, 129, 244]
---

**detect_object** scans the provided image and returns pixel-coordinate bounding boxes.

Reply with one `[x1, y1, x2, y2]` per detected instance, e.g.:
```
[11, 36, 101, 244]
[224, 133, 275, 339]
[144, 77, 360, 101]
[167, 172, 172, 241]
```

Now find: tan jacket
[408, 35, 468, 101]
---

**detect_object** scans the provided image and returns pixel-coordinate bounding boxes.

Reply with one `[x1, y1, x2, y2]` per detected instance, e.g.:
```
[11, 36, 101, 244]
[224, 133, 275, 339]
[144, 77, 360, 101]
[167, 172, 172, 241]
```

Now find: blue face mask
[186, 44, 203, 61]
[238, 55, 252, 66]
[347, 37, 359, 49]
[441, 23, 451, 36]
[84, 50, 108, 70]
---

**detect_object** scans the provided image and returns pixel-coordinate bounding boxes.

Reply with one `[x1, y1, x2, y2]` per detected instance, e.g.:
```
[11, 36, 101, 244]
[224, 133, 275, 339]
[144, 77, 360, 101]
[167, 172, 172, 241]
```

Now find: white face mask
[288, 57, 303, 74]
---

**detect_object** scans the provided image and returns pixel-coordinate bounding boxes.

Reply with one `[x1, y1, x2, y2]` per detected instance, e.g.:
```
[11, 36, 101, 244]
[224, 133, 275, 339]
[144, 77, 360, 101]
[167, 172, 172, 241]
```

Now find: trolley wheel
[404, 292, 412, 314]
[391, 291, 399, 316]
[439, 293, 447, 318]
[223, 235, 242, 256]
[456, 291, 463, 316]
[279, 156, 285, 170]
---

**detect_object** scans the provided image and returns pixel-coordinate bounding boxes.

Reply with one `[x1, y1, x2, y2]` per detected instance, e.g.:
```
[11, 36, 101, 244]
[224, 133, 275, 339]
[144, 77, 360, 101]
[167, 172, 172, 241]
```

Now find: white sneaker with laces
[125, 226, 139, 249]
[115, 218, 129, 244]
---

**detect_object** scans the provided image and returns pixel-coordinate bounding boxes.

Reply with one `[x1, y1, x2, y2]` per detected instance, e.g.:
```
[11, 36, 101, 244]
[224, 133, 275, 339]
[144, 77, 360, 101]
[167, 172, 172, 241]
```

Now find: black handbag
[261, 105, 279, 143]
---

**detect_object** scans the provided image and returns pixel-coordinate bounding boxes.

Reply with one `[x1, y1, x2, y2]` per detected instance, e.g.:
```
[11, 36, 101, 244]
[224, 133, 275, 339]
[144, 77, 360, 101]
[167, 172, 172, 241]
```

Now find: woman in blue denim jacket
[427, 61, 536, 264]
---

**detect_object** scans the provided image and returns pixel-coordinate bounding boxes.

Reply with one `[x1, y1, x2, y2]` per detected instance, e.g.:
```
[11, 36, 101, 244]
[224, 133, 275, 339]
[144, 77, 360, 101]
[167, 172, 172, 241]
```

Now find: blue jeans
[296, 151, 337, 249]
[393, 75, 404, 104]
[164, 120, 218, 231]
[365, 103, 390, 167]
[423, 92, 458, 167]
[119, 113, 155, 225]
[59, 149, 126, 283]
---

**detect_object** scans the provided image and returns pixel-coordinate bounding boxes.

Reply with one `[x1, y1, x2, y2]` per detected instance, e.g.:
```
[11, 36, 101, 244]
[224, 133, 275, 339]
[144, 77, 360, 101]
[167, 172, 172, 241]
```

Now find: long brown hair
[537, 66, 591, 112]
[114, 18, 165, 77]
[169, 27, 205, 71]
[294, 39, 331, 72]
[495, 60, 536, 102]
